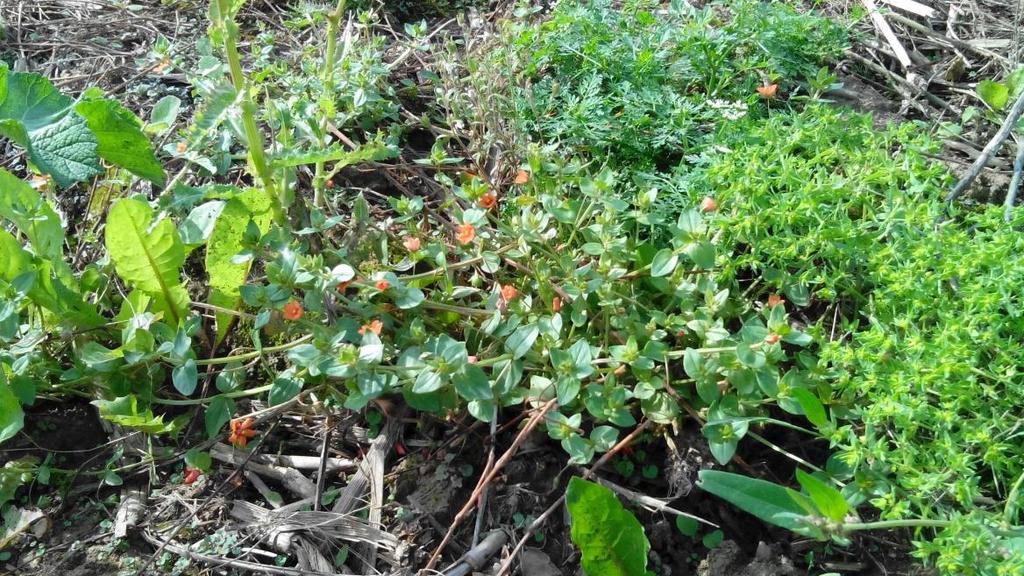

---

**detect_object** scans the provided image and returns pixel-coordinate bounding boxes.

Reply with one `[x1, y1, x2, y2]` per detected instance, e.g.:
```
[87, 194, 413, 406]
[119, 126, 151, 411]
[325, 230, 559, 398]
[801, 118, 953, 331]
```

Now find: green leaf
[0, 70, 101, 187]
[0, 168, 65, 260]
[736, 343, 766, 369]
[74, 97, 165, 185]
[92, 395, 172, 433]
[650, 249, 678, 277]
[172, 359, 198, 396]
[269, 375, 303, 405]
[205, 395, 235, 439]
[413, 369, 443, 394]
[185, 448, 213, 472]
[978, 79, 1010, 111]
[453, 364, 492, 401]
[702, 529, 724, 549]
[147, 95, 181, 134]
[783, 282, 810, 307]
[206, 189, 272, 343]
[105, 199, 189, 325]
[0, 377, 24, 444]
[505, 323, 539, 359]
[395, 287, 425, 309]
[675, 515, 698, 538]
[795, 469, 848, 522]
[591, 425, 619, 452]
[687, 241, 716, 270]
[791, 388, 827, 428]
[180, 200, 225, 246]
[697, 470, 816, 534]
[566, 477, 651, 576]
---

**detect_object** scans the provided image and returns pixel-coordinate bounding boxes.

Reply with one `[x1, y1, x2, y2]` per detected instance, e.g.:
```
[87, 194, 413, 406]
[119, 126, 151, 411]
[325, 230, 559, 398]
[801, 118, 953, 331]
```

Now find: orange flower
[764, 333, 781, 345]
[282, 300, 303, 321]
[175, 142, 187, 154]
[456, 223, 475, 245]
[229, 417, 258, 449]
[500, 284, 518, 303]
[552, 296, 563, 312]
[757, 83, 779, 99]
[767, 294, 784, 307]
[326, 178, 335, 188]
[183, 467, 202, 485]
[479, 190, 497, 209]
[513, 169, 530, 185]
[359, 319, 383, 336]
[375, 279, 391, 291]
[700, 196, 717, 213]
[402, 236, 421, 251]
[337, 280, 351, 292]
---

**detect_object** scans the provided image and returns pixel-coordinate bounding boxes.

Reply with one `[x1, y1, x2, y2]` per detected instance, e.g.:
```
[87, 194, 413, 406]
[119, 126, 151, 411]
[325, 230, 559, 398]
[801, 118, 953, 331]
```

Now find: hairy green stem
[217, 0, 285, 224]
[313, 0, 348, 207]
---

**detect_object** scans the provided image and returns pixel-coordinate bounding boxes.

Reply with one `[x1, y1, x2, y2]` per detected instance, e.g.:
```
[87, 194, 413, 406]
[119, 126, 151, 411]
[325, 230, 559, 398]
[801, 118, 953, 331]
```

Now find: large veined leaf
[75, 97, 165, 185]
[206, 188, 272, 343]
[0, 168, 65, 260]
[105, 199, 189, 325]
[0, 66, 101, 187]
[566, 477, 653, 576]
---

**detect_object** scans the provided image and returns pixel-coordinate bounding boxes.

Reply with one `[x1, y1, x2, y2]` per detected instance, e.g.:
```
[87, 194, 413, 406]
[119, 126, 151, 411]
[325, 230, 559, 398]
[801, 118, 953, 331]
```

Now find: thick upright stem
[313, 0, 348, 207]
[217, 0, 285, 224]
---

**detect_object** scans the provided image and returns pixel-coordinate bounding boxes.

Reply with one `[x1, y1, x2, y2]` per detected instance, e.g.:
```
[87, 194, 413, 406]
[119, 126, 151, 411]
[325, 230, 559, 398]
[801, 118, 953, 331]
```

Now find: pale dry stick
[421, 398, 559, 574]
[946, 88, 1024, 202]
[879, 0, 935, 18]
[887, 12, 1008, 65]
[495, 420, 654, 576]
[861, 0, 912, 69]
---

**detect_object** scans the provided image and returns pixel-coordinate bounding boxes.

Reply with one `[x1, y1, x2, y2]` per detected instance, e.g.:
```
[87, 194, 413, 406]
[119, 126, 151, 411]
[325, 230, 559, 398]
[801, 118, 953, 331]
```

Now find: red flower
[552, 296, 562, 312]
[764, 333, 781, 345]
[337, 280, 351, 292]
[402, 236, 421, 252]
[456, 223, 476, 245]
[757, 83, 779, 99]
[479, 191, 497, 209]
[183, 467, 202, 485]
[359, 319, 383, 336]
[375, 279, 391, 291]
[282, 300, 303, 321]
[767, 294, 784, 307]
[229, 417, 258, 449]
[500, 284, 518, 303]
[700, 196, 717, 213]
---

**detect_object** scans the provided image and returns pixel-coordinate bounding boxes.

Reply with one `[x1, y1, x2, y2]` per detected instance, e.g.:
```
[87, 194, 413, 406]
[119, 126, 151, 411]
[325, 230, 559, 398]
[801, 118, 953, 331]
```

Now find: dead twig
[421, 398, 559, 574]
[946, 88, 1024, 202]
